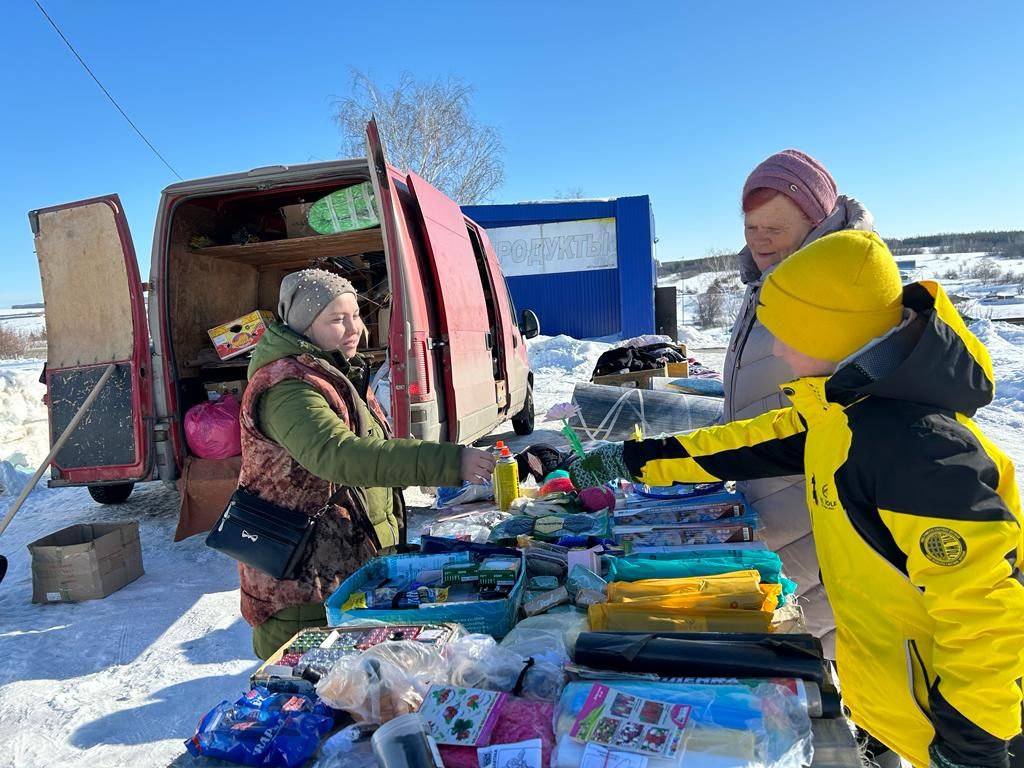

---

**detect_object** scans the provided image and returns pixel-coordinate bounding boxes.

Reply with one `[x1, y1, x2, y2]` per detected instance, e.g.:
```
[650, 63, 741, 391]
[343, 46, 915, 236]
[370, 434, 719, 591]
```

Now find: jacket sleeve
[257, 379, 463, 489]
[623, 406, 807, 486]
[875, 419, 1024, 766]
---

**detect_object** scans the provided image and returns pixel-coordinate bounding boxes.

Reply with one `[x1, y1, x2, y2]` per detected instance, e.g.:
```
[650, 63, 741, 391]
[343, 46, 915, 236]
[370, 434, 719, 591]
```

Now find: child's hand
[569, 442, 632, 489]
[459, 447, 496, 484]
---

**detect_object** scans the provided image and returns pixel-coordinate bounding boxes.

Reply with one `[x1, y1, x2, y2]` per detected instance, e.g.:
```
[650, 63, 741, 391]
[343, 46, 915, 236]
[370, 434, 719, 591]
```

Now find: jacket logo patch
[920, 527, 966, 566]
[820, 483, 837, 510]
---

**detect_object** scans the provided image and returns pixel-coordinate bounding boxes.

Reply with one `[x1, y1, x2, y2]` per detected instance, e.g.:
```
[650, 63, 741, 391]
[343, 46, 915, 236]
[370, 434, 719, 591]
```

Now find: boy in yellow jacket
[578, 231, 1024, 767]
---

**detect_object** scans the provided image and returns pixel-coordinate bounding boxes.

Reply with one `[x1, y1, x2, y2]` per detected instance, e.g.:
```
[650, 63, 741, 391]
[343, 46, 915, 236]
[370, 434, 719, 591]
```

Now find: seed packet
[569, 684, 690, 759]
[417, 685, 507, 746]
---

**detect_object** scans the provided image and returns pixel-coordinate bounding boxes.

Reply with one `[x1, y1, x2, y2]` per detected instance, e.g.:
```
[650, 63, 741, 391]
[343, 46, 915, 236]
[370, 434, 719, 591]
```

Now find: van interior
[164, 176, 397, 441]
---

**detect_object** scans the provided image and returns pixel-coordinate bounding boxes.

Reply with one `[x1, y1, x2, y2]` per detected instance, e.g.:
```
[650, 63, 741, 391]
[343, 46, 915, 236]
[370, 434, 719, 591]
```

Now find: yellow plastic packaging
[587, 602, 774, 633]
[606, 570, 775, 612]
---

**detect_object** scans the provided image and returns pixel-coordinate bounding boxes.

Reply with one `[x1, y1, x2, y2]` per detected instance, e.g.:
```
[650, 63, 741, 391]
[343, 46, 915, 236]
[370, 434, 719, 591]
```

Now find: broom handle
[0, 363, 117, 538]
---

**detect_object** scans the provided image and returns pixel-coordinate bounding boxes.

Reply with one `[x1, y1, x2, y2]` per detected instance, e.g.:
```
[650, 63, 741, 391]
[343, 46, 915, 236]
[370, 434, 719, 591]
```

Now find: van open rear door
[406, 174, 498, 443]
[29, 195, 153, 485]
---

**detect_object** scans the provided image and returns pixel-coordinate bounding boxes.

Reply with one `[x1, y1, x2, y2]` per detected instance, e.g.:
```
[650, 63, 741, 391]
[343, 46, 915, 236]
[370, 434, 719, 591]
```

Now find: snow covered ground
[1, 289, 1024, 764]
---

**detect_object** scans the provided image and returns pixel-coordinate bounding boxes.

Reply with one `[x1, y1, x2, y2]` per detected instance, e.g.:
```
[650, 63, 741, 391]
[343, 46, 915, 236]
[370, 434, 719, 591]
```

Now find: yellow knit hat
[757, 230, 903, 363]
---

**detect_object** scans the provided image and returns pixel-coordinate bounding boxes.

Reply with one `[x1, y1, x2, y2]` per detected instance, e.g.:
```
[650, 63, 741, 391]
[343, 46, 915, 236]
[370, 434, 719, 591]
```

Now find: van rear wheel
[512, 384, 535, 436]
[88, 483, 135, 505]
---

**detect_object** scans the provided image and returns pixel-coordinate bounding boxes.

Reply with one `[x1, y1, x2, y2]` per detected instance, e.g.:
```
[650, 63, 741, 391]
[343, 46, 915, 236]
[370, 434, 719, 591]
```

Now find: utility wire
[32, 0, 183, 180]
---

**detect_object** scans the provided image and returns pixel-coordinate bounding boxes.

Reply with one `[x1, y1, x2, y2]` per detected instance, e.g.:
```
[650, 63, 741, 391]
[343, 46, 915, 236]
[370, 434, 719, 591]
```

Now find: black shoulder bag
[205, 487, 344, 580]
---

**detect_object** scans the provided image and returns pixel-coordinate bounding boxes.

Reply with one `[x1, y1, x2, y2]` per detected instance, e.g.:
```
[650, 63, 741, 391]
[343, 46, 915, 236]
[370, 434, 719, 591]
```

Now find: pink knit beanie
[742, 149, 838, 224]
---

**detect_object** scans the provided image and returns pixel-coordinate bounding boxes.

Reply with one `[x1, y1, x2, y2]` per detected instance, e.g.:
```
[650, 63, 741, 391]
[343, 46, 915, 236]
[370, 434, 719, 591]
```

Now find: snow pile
[679, 325, 732, 348]
[0, 361, 48, 468]
[971, 320, 1024, 428]
[525, 334, 612, 415]
[0, 455, 34, 497]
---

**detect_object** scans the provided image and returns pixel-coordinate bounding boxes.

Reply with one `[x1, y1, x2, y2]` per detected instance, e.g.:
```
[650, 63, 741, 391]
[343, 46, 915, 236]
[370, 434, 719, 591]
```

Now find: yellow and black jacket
[623, 282, 1024, 768]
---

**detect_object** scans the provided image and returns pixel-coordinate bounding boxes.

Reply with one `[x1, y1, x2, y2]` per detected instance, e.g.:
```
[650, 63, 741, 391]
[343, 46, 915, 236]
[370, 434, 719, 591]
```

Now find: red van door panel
[406, 174, 498, 442]
[29, 195, 153, 484]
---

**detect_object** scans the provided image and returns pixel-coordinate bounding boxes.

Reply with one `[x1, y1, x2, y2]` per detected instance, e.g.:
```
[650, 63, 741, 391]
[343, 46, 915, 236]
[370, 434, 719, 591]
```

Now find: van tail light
[408, 339, 431, 402]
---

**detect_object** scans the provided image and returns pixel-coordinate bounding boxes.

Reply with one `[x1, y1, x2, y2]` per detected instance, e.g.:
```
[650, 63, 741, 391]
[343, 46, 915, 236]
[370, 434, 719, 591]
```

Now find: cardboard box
[593, 366, 668, 390]
[29, 521, 144, 603]
[174, 455, 242, 541]
[204, 379, 247, 400]
[207, 310, 275, 361]
[279, 202, 317, 238]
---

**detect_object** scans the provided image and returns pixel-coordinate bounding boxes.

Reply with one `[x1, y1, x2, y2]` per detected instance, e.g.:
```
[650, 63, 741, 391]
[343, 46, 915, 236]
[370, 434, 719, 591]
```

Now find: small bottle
[494, 447, 520, 511]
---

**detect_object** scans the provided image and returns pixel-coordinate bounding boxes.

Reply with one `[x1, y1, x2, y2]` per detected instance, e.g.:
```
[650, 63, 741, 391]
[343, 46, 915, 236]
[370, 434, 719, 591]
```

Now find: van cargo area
[163, 175, 395, 443]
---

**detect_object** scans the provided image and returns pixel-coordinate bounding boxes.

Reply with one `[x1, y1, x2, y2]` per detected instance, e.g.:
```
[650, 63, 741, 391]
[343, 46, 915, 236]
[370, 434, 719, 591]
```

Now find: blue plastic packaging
[185, 686, 335, 767]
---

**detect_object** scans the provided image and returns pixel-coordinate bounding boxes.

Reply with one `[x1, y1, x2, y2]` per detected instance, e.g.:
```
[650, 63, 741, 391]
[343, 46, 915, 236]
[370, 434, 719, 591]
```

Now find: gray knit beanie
[278, 268, 358, 334]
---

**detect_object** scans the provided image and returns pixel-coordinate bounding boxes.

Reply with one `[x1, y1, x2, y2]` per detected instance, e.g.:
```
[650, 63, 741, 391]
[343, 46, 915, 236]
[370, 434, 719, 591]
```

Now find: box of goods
[28, 521, 144, 603]
[279, 202, 316, 238]
[307, 182, 380, 234]
[207, 310, 275, 361]
[325, 550, 525, 638]
[251, 622, 462, 687]
[477, 556, 521, 588]
[204, 380, 247, 400]
[442, 561, 480, 585]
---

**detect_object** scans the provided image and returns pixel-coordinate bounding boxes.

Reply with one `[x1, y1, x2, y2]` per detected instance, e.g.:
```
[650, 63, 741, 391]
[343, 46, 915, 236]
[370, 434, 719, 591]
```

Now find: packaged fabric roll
[606, 550, 797, 606]
[574, 632, 830, 687]
[587, 603, 774, 633]
[607, 570, 762, 602]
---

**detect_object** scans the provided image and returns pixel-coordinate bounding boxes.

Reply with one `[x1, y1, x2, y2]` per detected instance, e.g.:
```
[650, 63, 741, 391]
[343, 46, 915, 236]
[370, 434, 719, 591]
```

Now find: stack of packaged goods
[184, 436, 859, 767]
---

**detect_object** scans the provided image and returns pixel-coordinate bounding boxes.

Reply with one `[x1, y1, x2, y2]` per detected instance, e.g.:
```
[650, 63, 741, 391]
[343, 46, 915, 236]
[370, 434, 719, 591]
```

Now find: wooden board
[593, 366, 669, 390]
[191, 228, 384, 271]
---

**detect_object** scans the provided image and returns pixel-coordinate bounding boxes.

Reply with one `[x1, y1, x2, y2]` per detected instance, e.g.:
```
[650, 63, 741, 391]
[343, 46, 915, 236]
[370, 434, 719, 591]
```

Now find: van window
[466, 224, 501, 379]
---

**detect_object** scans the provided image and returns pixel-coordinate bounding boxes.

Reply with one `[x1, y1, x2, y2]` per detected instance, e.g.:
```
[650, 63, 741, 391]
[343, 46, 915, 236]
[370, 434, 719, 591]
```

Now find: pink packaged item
[439, 697, 555, 768]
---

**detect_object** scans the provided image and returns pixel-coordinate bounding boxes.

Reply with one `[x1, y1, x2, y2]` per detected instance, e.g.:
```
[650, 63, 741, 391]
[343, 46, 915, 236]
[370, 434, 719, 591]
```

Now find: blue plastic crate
[324, 550, 525, 638]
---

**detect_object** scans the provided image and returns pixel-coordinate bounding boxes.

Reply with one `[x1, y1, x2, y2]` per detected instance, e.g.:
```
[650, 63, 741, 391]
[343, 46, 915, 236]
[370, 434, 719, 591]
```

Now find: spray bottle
[494, 447, 520, 511]
[492, 440, 506, 458]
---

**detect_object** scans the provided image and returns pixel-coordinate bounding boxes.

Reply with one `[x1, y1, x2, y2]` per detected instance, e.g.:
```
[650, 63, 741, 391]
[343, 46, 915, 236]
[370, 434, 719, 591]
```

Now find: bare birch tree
[333, 70, 504, 205]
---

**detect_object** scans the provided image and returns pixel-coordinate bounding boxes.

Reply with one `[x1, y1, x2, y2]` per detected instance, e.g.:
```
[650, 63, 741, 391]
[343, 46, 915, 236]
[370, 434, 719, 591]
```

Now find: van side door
[406, 174, 499, 443]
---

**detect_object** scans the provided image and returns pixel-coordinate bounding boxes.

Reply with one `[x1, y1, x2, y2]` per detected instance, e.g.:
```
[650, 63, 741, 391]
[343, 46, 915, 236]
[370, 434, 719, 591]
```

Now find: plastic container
[494, 448, 520, 511]
[371, 713, 442, 768]
[325, 550, 526, 637]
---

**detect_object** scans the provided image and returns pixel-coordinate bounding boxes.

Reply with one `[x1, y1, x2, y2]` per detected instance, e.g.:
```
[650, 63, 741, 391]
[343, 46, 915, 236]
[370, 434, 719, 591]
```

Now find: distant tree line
[659, 231, 1024, 279]
[886, 231, 1024, 258]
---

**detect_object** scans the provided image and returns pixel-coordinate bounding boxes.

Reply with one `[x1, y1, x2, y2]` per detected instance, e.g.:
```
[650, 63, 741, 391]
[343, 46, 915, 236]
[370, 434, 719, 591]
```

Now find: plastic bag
[434, 481, 494, 509]
[311, 723, 378, 768]
[184, 394, 241, 459]
[552, 680, 813, 768]
[501, 612, 589, 659]
[445, 633, 566, 702]
[185, 686, 334, 767]
[315, 641, 447, 724]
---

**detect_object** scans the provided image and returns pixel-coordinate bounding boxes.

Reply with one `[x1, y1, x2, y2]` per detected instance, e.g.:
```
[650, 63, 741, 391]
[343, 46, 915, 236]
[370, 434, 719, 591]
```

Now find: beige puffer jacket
[721, 195, 875, 656]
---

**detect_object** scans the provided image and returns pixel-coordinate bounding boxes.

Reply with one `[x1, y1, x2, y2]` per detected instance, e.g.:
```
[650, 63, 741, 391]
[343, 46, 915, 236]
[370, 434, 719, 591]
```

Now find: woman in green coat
[237, 268, 496, 658]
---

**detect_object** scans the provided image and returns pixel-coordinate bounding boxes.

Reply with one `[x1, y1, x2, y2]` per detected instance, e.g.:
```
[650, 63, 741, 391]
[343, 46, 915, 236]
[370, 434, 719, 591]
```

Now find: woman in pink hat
[721, 150, 877, 657]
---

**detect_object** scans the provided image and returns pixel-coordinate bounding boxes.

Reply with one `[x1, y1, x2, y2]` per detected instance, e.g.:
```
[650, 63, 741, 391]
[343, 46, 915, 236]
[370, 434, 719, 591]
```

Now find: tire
[88, 483, 135, 505]
[511, 383, 535, 436]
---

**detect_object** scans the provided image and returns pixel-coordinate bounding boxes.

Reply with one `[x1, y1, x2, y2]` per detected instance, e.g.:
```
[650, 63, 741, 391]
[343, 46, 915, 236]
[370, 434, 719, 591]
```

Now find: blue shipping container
[462, 196, 655, 339]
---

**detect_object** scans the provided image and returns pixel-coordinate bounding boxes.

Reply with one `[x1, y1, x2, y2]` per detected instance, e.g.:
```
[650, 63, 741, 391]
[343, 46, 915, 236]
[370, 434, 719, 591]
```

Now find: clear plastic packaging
[434, 481, 495, 509]
[552, 680, 813, 768]
[311, 723, 379, 768]
[315, 641, 448, 724]
[445, 633, 566, 702]
[502, 611, 589, 658]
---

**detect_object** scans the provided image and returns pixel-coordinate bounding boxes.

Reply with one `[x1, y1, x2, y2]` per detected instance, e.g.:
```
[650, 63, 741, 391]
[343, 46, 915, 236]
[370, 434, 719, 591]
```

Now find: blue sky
[2, 1, 1022, 306]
